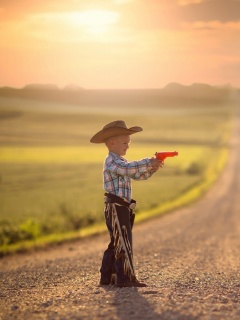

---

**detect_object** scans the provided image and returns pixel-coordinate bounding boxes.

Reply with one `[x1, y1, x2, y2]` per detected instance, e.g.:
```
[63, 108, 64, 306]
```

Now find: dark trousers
[100, 202, 135, 284]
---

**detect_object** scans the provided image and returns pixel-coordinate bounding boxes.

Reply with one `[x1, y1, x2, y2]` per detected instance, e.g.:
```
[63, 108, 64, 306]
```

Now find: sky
[0, 0, 240, 89]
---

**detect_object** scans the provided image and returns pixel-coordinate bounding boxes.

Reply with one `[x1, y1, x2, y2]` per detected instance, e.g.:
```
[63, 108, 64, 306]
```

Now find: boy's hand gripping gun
[155, 151, 178, 164]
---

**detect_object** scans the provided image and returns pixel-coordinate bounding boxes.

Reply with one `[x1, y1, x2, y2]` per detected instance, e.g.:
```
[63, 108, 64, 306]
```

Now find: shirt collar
[109, 152, 125, 161]
[109, 151, 119, 157]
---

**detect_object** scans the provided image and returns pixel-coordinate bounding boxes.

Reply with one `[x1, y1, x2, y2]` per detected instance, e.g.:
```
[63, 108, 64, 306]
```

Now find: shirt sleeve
[131, 169, 155, 181]
[106, 156, 152, 178]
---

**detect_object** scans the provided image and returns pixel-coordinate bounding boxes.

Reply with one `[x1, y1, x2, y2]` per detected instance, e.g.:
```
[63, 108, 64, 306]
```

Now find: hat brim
[90, 126, 143, 143]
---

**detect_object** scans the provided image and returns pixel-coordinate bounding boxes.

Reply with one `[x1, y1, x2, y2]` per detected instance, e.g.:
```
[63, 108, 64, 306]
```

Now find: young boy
[90, 120, 162, 287]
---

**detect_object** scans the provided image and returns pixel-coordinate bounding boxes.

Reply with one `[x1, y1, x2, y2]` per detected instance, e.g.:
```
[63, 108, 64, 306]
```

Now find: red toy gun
[155, 151, 178, 164]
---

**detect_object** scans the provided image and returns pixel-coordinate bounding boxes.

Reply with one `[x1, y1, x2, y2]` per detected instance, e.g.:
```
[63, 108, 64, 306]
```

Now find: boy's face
[109, 134, 131, 156]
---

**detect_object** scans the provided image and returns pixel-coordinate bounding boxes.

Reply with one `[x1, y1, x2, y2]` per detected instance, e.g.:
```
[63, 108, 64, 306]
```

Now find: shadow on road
[102, 286, 197, 320]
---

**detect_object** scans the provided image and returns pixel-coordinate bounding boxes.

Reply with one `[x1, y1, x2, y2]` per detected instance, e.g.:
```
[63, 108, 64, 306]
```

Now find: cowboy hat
[90, 120, 143, 143]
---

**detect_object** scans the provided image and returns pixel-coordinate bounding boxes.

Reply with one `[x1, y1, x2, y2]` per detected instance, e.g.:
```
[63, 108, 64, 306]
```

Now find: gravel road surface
[0, 114, 239, 320]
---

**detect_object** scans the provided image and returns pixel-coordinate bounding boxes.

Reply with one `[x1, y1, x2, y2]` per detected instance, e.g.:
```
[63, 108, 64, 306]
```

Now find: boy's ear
[105, 137, 114, 147]
[109, 137, 115, 145]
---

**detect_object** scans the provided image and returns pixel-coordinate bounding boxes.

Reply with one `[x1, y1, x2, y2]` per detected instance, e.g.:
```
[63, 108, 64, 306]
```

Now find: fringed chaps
[109, 203, 136, 281]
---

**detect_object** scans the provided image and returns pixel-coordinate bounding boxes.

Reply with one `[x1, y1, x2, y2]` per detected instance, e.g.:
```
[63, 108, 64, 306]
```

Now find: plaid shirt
[103, 152, 155, 202]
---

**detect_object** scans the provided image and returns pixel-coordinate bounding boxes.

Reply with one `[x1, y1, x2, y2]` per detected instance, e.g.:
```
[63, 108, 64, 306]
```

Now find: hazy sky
[0, 0, 240, 89]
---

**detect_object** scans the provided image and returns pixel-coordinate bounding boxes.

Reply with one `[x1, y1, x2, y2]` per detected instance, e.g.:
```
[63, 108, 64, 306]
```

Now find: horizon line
[0, 82, 237, 91]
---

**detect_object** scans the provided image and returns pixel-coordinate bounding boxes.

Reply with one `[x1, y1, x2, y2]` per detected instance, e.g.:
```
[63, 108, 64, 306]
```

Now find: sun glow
[73, 10, 120, 34]
[17, 9, 120, 43]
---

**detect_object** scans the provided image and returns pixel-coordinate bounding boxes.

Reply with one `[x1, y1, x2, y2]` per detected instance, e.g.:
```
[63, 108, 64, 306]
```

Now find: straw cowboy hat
[90, 120, 143, 143]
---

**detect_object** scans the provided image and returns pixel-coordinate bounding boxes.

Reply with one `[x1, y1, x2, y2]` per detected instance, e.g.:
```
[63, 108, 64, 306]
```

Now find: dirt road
[0, 113, 239, 320]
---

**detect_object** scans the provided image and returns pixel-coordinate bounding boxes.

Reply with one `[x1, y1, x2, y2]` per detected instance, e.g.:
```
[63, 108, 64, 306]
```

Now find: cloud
[182, 20, 240, 30]
[178, 0, 240, 23]
[110, 0, 240, 32]
[177, 0, 205, 5]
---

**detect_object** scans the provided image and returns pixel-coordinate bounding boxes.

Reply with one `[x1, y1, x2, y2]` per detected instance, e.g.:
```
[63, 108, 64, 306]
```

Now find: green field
[0, 95, 233, 253]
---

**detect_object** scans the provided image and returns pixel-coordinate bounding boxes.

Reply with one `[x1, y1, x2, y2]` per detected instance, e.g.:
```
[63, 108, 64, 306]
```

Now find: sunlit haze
[0, 0, 240, 89]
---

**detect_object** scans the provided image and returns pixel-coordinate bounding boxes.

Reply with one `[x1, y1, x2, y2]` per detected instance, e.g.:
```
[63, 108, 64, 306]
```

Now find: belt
[104, 193, 137, 210]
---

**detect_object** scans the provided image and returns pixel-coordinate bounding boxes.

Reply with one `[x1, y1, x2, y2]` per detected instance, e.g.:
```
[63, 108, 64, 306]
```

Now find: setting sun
[22, 9, 120, 41]
[76, 10, 120, 34]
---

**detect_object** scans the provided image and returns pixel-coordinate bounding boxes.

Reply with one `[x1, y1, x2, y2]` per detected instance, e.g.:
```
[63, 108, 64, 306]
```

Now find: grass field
[0, 95, 233, 253]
